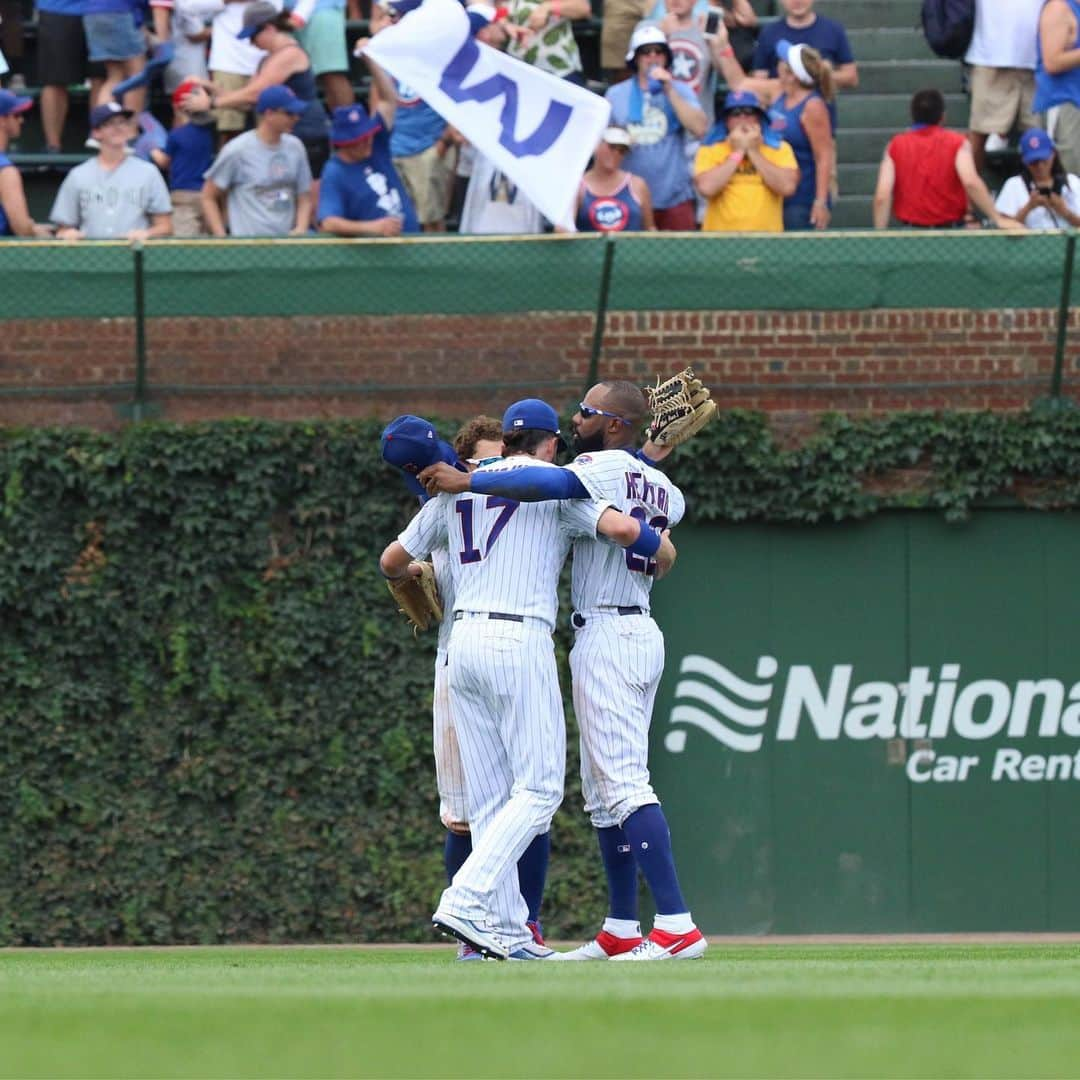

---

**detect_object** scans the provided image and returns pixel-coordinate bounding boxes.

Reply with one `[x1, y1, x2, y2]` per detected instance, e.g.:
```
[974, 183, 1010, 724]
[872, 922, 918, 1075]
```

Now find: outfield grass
[2, 943, 1079, 1078]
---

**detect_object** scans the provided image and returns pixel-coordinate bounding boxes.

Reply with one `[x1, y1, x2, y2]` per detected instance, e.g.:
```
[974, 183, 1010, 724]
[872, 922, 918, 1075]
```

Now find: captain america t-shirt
[318, 127, 420, 233]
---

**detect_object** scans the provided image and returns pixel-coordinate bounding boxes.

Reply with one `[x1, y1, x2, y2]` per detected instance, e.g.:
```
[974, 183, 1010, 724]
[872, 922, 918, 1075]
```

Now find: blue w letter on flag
[439, 38, 572, 158]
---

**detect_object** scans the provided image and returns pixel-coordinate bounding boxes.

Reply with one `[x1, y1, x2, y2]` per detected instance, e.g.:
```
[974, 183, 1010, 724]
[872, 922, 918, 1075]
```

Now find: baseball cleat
[432, 910, 509, 960]
[526, 919, 545, 946]
[611, 927, 707, 961]
[455, 942, 482, 962]
[553, 930, 644, 961]
[507, 942, 557, 961]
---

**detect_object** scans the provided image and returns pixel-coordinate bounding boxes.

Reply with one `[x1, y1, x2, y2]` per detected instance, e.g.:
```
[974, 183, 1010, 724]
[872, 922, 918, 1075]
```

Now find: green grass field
[3, 943, 1080, 1078]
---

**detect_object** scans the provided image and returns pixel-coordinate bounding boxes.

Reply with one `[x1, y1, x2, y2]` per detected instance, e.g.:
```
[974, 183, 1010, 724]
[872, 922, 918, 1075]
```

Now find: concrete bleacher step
[856, 60, 965, 95]
[847, 27, 938, 62]
[838, 162, 889, 197]
[840, 93, 969, 129]
[836, 127, 892, 163]
[816, 0, 922, 31]
[831, 195, 874, 229]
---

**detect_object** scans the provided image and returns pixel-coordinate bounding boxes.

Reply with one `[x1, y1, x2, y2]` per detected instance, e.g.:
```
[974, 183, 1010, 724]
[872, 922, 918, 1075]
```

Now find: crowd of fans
[0, 0, 1078, 238]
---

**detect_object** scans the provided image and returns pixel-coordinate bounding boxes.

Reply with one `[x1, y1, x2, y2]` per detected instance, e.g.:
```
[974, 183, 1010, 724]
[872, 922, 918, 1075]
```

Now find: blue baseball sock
[443, 830, 472, 885]
[517, 831, 550, 924]
[596, 825, 639, 921]
[621, 804, 688, 915]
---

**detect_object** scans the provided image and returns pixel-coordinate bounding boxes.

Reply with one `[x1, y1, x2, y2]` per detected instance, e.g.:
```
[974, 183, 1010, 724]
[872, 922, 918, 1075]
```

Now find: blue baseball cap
[381, 415, 460, 473]
[331, 104, 382, 146]
[502, 398, 561, 435]
[0, 89, 33, 118]
[89, 101, 134, 129]
[1021, 128, 1055, 165]
[721, 89, 767, 118]
[255, 85, 307, 115]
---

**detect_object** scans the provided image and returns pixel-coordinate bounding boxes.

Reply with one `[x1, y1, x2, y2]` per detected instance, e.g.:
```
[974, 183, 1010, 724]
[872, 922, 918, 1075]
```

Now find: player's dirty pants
[571, 612, 663, 829]
[439, 615, 565, 951]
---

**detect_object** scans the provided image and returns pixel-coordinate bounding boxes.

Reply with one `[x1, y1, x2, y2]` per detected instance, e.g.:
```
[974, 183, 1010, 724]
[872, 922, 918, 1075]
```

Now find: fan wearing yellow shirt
[694, 90, 799, 231]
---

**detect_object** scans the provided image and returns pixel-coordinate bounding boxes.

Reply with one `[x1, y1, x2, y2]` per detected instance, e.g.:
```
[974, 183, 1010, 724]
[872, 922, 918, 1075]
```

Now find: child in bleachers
[151, 76, 215, 235]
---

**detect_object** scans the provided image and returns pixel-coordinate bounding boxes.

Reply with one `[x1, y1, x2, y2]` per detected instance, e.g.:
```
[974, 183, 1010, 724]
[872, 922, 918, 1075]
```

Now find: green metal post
[1050, 232, 1076, 400]
[132, 242, 149, 421]
[586, 236, 617, 393]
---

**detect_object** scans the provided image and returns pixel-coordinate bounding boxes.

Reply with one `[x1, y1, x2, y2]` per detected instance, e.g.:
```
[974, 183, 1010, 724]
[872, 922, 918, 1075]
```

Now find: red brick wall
[0, 308, 1073, 428]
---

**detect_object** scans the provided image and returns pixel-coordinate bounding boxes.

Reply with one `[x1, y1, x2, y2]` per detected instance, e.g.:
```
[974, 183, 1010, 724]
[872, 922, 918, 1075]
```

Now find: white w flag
[362, 0, 610, 230]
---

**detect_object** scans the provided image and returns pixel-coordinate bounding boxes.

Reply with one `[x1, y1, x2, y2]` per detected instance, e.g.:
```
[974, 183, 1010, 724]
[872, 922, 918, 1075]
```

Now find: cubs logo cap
[381, 415, 460, 473]
[1020, 128, 1055, 165]
[502, 399, 561, 435]
[331, 104, 382, 146]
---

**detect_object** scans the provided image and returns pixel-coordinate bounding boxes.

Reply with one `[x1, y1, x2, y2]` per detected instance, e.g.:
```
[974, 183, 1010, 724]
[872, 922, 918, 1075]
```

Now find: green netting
[140, 235, 609, 317]
[606, 231, 1070, 313]
[0, 242, 135, 320]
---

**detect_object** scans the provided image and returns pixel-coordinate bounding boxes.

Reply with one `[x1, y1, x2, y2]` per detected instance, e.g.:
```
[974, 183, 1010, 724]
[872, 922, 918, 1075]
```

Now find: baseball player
[419, 380, 705, 960]
[380, 414, 550, 959]
[379, 398, 676, 960]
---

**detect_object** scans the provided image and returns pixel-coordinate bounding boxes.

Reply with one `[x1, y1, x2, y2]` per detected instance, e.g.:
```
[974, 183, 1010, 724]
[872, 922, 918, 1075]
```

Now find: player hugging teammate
[379, 371, 715, 961]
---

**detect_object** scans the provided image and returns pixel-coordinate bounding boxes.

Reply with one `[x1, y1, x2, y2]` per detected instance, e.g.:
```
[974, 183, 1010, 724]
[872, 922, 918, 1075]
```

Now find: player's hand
[655, 529, 677, 579]
[419, 461, 471, 495]
[352, 35, 371, 56]
[57, 227, 84, 242]
[649, 65, 673, 87]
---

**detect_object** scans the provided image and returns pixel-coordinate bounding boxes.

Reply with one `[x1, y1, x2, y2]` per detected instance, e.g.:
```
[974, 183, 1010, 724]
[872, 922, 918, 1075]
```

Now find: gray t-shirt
[50, 156, 172, 238]
[204, 129, 312, 237]
[668, 23, 716, 128]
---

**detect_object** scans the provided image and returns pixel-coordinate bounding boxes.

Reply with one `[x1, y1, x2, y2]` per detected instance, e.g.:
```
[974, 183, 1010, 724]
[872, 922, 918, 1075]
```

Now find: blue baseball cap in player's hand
[502, 399, 561, 434]
[381, 415, 460, 473]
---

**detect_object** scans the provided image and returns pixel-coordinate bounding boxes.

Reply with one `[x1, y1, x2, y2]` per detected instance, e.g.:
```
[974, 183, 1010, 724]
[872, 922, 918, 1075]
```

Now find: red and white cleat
[611, 927, 707, 961]
[554, 930, 644, 961]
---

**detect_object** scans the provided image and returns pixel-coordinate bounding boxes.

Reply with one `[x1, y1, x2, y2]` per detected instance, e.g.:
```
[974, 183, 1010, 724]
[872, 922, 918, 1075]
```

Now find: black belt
[454, 611, 524, 623]
[571, 606, 642, 628]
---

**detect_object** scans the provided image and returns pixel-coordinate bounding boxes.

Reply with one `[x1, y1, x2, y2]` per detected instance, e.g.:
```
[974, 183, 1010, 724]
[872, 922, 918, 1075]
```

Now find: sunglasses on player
[636, 45, 667, 57]
[578, 402, 631, 425]
[726, 107, 761, 119]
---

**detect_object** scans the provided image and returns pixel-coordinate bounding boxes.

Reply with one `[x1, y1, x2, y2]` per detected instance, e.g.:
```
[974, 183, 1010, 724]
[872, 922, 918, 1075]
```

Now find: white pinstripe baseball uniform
[565, 451, 686, 829]
[431, 545, 468, 832]
[397, 457, 610, 951]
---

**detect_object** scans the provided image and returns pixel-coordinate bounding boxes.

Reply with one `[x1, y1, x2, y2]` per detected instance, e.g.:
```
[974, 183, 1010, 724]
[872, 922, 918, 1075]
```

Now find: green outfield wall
[0, 231, 1075, 320]
[650, 511, 1080, 933]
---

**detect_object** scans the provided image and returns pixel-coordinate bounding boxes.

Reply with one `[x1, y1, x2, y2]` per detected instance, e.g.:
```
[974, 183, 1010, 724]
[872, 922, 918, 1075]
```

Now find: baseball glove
[386, 562, 443, 632]
[643, 367, 718, 448]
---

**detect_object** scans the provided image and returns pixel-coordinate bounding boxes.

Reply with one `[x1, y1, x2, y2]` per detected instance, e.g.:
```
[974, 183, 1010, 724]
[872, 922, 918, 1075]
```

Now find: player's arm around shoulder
[592, 506, 677, 577]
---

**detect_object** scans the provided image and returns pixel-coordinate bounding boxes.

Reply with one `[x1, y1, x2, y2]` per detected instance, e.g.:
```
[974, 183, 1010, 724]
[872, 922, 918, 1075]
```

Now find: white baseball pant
[437, 614, 565, 951]
[571, 612, 663, 829]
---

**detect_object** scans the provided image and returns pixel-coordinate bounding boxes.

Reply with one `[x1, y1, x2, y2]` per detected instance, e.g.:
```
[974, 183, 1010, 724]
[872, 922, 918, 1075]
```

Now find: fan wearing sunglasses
[419, 381, 707, 962]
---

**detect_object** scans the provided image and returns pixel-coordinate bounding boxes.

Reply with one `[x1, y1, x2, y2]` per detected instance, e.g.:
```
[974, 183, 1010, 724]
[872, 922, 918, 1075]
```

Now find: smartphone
[704, 6, 723, 35]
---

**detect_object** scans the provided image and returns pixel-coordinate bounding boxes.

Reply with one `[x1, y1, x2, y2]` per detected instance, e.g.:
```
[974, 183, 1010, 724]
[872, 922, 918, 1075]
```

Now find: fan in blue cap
[995, 128, 1080, 230]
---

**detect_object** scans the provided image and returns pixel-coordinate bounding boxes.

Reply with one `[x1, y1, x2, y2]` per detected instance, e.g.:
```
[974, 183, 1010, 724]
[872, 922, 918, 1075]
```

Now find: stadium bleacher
[2, 0, 1001, 228]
